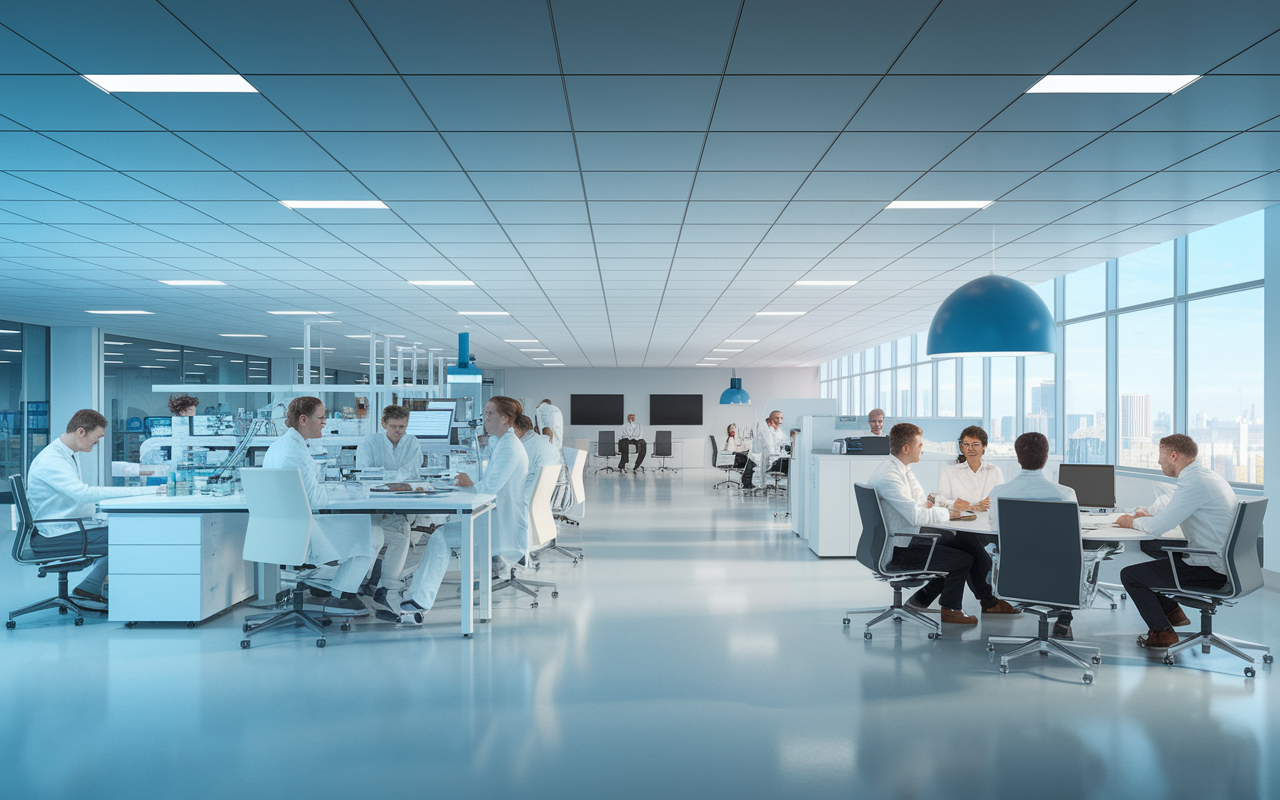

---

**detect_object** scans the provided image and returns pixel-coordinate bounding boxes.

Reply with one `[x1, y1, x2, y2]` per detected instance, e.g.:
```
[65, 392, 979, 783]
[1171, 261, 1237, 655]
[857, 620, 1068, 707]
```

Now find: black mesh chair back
[597, 431, 617, 458]
[853, 483, 889, 573]
[994, 498, 1083, 608]
[1219, 498, 1267, 599]
[654, 431, 673, 457]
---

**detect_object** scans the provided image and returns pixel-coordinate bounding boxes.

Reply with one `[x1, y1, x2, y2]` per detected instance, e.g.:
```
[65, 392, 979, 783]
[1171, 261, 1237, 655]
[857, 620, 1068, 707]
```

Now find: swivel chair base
[492, 567, 558, 608]
[987, 607, 1100, 684]
[844, 583, 942, 640]
[241, 582, 338, 649]
[7, 562, 106, 628]
[1147, 598, 1272, 675]
[540, 539, 583, 565]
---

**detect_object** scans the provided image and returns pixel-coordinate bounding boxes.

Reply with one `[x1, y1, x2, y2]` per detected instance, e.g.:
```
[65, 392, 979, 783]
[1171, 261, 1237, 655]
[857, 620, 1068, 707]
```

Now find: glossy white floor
[2, 470, 1277, 800]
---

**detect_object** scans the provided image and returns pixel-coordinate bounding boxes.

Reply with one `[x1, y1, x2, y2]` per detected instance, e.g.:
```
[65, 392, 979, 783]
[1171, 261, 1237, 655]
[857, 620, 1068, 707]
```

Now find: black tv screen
[570, 394, 624, 426]
[650, 394, 703, 425]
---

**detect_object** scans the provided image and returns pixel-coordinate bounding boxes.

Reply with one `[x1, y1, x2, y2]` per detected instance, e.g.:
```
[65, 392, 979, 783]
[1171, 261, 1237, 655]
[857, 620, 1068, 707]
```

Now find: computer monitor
[190, 414, 235, 437]
[1058, 463, 1116, 509]
[143, 417, 173, 436]
[428, 400, 457, 412]
[407, 409, 453, 440]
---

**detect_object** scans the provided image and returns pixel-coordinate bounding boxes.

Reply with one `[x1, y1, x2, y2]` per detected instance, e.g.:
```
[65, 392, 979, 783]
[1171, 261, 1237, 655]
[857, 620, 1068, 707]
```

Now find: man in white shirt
[516, 415, 563, 505]
[25, 409, 154, 606]
[355, 404, 424, 612]
[987, 432, 1079, 638]
[536, 399, 564, 449]
[1117, 434, 1233, 648]
[618, 413, 646, 472]
[867, 408, 885, 436]
[868, 423, 1018, 624]
[741, 410, 789, 489]
[263, 396, 374, 616]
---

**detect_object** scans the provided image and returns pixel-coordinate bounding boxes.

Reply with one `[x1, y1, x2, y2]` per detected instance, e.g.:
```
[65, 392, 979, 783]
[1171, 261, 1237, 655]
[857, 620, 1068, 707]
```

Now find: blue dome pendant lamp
[720, 369, 751, 405]
[926, 231, 1056, 358]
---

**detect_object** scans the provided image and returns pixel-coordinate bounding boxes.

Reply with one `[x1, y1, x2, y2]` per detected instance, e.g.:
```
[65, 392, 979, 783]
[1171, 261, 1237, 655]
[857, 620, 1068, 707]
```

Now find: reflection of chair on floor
[709, 435, 741, 489]
[7, 475, 107, 629]
[843, 484, 945, 641]
[493, 465, 561, 607]
[239, 468, 339, 649]
[985, 498, 1101, 684]
[594, 431, 618, 474]
[1140, 498, 1272, 677]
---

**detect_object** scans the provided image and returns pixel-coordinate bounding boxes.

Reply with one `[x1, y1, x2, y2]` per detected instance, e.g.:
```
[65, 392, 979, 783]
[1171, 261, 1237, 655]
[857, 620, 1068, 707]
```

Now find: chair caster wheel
[1245, 667, 1256, 678]
[863, 631, 872, 640]
[186, 621, 196, 629]
[534, 563, 540, 571]
[551, 591, 558, 598]
[1202, 644, 1212, 654]
[1120, 593, 1127, 600]
[74, 617, 84, 626]
[125, 621, 137, 629]
[1162, 655, 1174, 666]
[530, 602, 538, 609]
[1137, 639, 1147, 648]
[573, 560, 579, 566]
[320, 618, 332, 627]
[59, 607, 67, 615]
[1110, 604, 1117, 610]
[986, 643, 995, 652]
[928, 632, 941, 640]
[1263, 654, 1273, 664]
[241, 640, 251, 649]
[5, 620, 14, 629]
[464, 633, 471, 637]
[999, 665, 1008, 674]
[243, 623, 251, 633]
[1092, 655, 1102, 665]
[842, 618, 850, 626]
[1082, 673, 1094, 685]
[340, 622, 351, 632]
[316, 638, 326, 648]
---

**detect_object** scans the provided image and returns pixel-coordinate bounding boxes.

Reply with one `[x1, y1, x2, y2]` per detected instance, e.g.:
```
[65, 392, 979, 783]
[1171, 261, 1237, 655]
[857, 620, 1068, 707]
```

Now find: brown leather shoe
[1166, 606, 1191, 627]
[1138, 628, 1179, 648]
[941, 607, 978, 625]
[982, 599, 1020, 614]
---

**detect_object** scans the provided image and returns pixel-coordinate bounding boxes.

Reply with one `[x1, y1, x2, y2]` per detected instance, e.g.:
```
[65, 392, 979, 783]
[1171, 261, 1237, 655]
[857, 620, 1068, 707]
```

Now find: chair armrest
[32, 517, 91, 556]
[1159, 546, 1216, 555]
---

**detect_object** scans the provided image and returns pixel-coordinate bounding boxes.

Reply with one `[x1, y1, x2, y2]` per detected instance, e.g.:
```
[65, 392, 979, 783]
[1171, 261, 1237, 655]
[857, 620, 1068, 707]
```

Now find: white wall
[503, 367, 820, 462]
[49, 326, 103, 485]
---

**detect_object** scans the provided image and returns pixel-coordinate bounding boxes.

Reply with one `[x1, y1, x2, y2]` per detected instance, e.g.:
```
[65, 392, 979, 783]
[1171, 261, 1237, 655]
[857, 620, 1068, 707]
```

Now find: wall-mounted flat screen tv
[650, 394, 703, 425]
[570, 394, 624, 426]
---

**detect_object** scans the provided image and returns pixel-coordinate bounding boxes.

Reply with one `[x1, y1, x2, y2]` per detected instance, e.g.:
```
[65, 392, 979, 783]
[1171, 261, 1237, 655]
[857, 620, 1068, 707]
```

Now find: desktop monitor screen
[1058, 463, 1116, 508]
[144, 417, 173, 436]
[428, 400, 457, 412]
[407, 409, 453, 439]
[190, 414, 234, 437]
[650, 394, 703, 425]
[571, 394, 624, 426]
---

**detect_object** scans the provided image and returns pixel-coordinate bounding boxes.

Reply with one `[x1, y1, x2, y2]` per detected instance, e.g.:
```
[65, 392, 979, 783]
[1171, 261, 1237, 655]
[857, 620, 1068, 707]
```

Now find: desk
[100, 486, 496, 637]
[932, 510, 1186, 542]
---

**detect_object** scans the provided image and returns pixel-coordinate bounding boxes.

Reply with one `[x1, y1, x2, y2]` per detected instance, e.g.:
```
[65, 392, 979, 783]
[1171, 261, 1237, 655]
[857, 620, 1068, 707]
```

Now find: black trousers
[31, 527, 110, 594]
[741, 457, 788, 486]
[1121, 540, 1227, 632]
[887, 540, 974, 610]
[618, 438, 646, 468]
[909, 530, 997, 609]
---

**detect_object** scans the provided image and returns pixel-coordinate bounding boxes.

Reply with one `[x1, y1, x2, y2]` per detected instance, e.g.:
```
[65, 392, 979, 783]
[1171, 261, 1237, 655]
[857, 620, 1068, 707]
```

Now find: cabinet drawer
[108, 575, 202, 622]
[108, 514, 202, 545]
[110, 544, 201, 575]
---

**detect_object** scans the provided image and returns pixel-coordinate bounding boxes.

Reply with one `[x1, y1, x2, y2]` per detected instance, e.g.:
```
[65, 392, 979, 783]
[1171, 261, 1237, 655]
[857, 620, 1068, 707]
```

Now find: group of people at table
[25, 396, 567, 626]
[868, 421, 1237, 647]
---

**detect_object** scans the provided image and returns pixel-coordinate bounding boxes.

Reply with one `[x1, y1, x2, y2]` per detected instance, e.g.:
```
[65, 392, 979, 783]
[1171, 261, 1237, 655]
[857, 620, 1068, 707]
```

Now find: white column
[50, 326, 104, 484]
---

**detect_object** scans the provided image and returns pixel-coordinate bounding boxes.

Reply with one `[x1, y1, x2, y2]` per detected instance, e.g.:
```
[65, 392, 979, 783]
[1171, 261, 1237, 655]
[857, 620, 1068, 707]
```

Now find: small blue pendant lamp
[926, 274, 1056, 358]
[719, 369, 751, 405]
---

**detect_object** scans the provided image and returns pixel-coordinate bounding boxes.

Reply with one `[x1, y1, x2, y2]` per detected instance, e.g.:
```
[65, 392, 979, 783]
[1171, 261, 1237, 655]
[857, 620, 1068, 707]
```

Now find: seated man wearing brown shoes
[867, 423, 1019, 625]
[1117, 434, 1234, 649]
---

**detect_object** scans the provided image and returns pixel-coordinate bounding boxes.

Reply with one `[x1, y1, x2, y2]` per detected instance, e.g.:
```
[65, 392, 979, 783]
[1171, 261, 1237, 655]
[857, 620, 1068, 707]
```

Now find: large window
[937, 360, 956, 417]
[0, 319, 50, 479]
[1117, 307, 1173, 468]
[1188, 210, 1263, 294]
[1118, 241, 1174, 307]
[1188, 288, 1264, 484]
[1064, 320, 1107, 464]
[989, 358, 1016, 453]
[1065, 261, 1106, 319]
[962, 357, 983, 418]
[1024, 353, 1056, 454]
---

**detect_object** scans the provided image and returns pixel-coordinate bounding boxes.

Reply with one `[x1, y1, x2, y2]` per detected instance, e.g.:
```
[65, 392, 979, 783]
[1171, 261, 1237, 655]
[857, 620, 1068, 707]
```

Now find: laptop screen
[1058, 463, 1116, 508]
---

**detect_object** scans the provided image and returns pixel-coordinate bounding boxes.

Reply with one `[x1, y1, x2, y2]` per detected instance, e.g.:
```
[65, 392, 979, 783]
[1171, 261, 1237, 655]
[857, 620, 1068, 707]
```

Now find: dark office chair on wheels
[651, 430, 677, 473]
[1139, 498, 1272, 677]
[7, 475, 107, 628]
[709, 435, 741, 489]
[843, 483, 946, 640]
[593, 431, 618, 474]
[985, 498, 1101, 684]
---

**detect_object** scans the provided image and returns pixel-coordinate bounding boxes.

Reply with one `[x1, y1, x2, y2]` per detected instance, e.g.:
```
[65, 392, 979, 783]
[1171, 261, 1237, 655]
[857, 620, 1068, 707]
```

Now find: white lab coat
[752, 422, 786, 467]
[26, 438, 151, 536]
[355, 431, 422, 480]
[536, 403, 564, 449]
[475, 428, 531, 561]
[263, 427, 375, 592]
[520, 430, 562, 507]
[935, 460, 1005, 508]
[1133, 461, 1236, 573]
[866, 455, 949, 559]
[622, 421, 642, 440]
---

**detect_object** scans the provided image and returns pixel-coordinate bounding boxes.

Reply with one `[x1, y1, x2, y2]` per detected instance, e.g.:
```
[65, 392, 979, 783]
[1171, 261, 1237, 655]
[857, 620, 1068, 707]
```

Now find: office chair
[493, 466, 561, 607]
[594, 431, 618, 474]
[1139, 498, 1271, 677]
[238, 468, 340, 649]
[709, 435, 741, 489]
[986, 498, 1102, 684]
[7, 475, 107, 628]
[545, 447, 586, 563]
[843, 484, 947, 640]
[651, 430, 677, 473]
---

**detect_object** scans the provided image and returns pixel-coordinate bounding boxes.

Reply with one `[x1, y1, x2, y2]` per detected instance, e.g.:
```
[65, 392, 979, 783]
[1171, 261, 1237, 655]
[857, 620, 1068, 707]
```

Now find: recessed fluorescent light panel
[159, 280, 226, 286]
[82, 74, 258, 93]
[725, 339, 759, 343]
[1026, 75, 1200, 94]
[504, 339, 538, 343]
[219, 334, 266, 338]
[268, 311, 332, 315]
[885, 200, 993, 210]
[458, 311, 509, 316]
[756, 311, 806, 316]
[712, 349, 743, 352]
[149, 348, 179, 352]
[532, 357, 557, 361]
[105, 341, 132, 345]
[794, 280, 858, 286]
[409, 280, 475, 286]
[279, 200, 388, 209]
[520, 349, 549, 352]
[705, 357, 728, 361]
[0, 329, 21, 333]
[695, 363, 715, 366]
[86, 310, 152, 315]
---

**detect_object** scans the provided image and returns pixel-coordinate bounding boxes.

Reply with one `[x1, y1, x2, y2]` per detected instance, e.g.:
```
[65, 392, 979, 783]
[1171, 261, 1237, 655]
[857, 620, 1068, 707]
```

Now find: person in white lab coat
[399, 396, 530, 623]
[618, 413, 646, 471]
[725, 423, 750, 469]
[263, 396, 375, 616]
[1117, 434, 1235, 649]
[741, 410, 789, 489]
[355, 404, 424, 612]
[516, 414, 562, 505]
[536, 399, 564, 449]
[25, 409, 155, 605]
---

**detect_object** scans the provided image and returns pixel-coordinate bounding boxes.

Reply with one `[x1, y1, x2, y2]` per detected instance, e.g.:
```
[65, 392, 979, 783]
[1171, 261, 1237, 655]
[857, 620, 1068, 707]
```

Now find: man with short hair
[987, 432, 1079, 638]
[618, 413, 647, 472]
[25, 409, 154, 606]
[868, 423, 1018, 625]
[1117, 434, 1235, 649]
[741, 409, 789, 489]
[356, 405, 424, 612]
[867, 408, 886, 436]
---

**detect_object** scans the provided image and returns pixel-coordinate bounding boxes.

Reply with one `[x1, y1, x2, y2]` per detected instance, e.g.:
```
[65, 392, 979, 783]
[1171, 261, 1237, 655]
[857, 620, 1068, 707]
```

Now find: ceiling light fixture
[268, 311, 332, 315]
[104, 352, 123, 356]
[712, 348, 743, 352]
[103, 360, 121, 364]
[720, 369, 751, 405]
[705, 357, 728, 361]
[520, 348, 549, 352]
[104, 340, 132, 345]
[138, 365, 165, 369]
[756, 311, 805, 316]
[504, 339, 538, 343]
[279, 200, 388, 209]
[149, 348, 179, 352]
[458, 311, 509, 316]
[289, 347, 336, 351]
[725, 339, 759, 343]
[82, 74, 258, 93]
[409, 280, 475, 286]
[0, 329, 19, 333]
[885, 200, 993, 210]
[159, 280, 226, 286]
[86, 310, 152, 315]
[1, 349, 21, 353]
[794, 280, 858, 286]
[156, 358, 180, 362]
[1026, 74, 1200, 94]
[219, 334, 266, 338]
[345, 334, 405, 339]
[194, 364, 214, 367]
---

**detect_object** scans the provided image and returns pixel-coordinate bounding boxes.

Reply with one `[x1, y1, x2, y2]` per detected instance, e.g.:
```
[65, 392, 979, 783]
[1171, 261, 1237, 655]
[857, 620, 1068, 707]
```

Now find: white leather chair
[545, 447, 587, 564]
[493, 465, 562, 607]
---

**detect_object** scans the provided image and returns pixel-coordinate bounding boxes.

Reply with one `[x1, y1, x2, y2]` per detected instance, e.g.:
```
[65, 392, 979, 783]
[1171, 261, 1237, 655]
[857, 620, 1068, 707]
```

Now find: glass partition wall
[0, 319, 50, 481]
